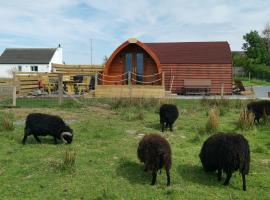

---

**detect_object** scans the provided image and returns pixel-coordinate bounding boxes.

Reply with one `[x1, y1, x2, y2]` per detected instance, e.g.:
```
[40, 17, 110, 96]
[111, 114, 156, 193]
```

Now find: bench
[184, 79, 211, 95]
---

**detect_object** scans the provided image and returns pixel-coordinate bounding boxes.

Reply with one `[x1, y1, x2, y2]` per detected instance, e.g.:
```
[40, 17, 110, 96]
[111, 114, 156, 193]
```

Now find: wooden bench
[184, 79, 211, 95]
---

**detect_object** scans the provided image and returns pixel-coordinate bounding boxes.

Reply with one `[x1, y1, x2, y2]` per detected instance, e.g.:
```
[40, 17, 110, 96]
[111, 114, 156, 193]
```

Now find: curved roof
[145, 42, 232, 64]
[104, 39, 162, 74]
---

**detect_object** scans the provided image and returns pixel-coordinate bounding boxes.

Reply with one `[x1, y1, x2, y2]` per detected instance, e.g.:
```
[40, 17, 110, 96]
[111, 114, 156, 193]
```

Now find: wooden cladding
[162, 64, 232, 94]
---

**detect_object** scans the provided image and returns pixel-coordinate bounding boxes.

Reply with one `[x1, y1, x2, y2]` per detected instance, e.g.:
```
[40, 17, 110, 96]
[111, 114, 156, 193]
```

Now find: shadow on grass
[177, 164, 219, 187]
[145, 122, 162, 132]
[19, 136, 61, 145]
[116, 159, 151, 185]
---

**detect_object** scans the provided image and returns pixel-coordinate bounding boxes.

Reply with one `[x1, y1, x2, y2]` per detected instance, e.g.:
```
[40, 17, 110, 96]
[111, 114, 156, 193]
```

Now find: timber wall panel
[162, 64, 232, 94]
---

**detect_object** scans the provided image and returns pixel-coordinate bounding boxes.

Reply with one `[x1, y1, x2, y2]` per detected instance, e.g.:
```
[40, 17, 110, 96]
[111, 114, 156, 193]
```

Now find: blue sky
[0, 0, 270, 64]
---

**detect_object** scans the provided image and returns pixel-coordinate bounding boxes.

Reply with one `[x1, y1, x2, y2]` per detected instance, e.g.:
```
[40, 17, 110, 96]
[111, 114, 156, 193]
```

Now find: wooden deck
[94, 85, 165, 98]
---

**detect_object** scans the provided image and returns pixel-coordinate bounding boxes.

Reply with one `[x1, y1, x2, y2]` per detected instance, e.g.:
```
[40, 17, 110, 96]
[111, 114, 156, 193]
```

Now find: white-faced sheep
[22, 113, 73, 144]
[199, 132, 250, 191]
[159, 104, 179, 132]
[247, 100, 270, 123]
[137, 134, 172, 186]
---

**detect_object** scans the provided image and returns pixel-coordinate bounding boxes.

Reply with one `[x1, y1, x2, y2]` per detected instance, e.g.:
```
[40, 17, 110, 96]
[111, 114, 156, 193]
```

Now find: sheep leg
[165, 122, 169, 128]
[151, 171, 157, 185]
[223, 172, 232, 186]
[161, 123, 165, 132]
[217, 169, 222, 181]
[33, 135, 41, 143]
[22, 135, 28, 144]
[169, 124, 173, 132]
[166, 168, 170, 186]
[242, 173, 246, 191]
[53, 136, 58, 144]
[22, 128, 30, 144]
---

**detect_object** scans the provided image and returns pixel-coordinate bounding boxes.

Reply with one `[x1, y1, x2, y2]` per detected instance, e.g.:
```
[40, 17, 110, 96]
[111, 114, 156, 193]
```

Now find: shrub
[205, 107, 219, 134]
[237, 108, 254, 130]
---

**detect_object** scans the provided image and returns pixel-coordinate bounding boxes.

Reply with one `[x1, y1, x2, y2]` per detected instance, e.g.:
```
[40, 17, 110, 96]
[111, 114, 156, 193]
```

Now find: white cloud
[0, 0, 270, 63]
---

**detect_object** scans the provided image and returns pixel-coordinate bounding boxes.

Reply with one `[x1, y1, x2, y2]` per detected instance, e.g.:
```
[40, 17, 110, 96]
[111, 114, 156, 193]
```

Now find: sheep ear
[61, 132, 72, 143]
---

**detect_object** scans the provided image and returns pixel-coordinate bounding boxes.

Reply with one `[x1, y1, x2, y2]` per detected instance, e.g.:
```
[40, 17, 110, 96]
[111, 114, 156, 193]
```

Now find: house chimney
[57, 44, 63, 64]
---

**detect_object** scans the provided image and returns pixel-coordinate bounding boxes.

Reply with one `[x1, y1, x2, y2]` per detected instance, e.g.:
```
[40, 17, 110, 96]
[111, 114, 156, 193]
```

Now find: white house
[0, 45, 63, 78]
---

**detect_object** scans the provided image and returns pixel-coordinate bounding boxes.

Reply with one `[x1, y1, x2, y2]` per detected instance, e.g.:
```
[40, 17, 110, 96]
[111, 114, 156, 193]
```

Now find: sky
[0, 0, 270, 64]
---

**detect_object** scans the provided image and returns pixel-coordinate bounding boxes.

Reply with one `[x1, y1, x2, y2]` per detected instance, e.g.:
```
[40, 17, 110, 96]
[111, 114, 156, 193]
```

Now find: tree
[242, 30, 269, 65]
[262, 23, 270, 59]
[102, 56, 108, 66]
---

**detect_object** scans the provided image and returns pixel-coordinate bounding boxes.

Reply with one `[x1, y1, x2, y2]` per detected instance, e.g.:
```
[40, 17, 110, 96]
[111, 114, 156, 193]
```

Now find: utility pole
[90, 38, 93, 67]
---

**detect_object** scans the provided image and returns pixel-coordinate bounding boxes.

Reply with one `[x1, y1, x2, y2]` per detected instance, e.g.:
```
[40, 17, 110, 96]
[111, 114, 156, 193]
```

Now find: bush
[205, 107, 219, 134]
[237, 108, 254, 130]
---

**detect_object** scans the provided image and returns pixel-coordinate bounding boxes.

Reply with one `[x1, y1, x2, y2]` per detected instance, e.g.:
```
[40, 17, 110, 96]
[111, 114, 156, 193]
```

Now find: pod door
[124, 53, 144, 84]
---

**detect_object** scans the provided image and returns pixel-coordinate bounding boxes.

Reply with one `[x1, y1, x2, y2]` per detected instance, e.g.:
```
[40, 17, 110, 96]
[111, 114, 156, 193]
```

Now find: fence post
[12, 72, 16, 107]
[58, 73, 63, 105]
[95, 72, 98, 87]
[162, 72, 165, 86]
[221, 82, 224, 98]
[128, 71, 132, 97]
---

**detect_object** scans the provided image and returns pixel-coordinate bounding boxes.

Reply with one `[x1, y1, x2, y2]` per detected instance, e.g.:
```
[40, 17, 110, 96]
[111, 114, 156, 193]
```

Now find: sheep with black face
[159, 104, 179, 132]
[22, 113, 73, 144]
[137, 134, 172, 186]
[199, 132, 250, 191]
[247, 100, 270, 123]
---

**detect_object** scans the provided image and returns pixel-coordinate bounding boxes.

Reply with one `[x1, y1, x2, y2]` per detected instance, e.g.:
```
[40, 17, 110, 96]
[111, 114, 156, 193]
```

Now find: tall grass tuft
[0, 112, 14, 132]
[62, 149, 76, 171]
[205, 107, 219, 134]
[109, 97, 168, 112]
[237, 108, 254, 130]
[201, 97, 230, 108]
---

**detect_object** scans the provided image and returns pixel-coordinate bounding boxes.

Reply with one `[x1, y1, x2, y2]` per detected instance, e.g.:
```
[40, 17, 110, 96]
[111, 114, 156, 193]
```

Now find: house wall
[162, 63, 232, 94]
[0, 64, 50, 78]
[104, 44, 159, 85]
[0, 47, 63, 78]
[50, 47, 63, 66]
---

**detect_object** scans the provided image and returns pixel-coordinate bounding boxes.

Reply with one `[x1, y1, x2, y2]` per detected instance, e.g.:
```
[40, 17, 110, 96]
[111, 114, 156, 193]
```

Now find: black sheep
[137, 134, 172, 186]
[22, 113, 73, 144]
[247, 100, 270, 123]
[199, 132, 250, 191]
[159, 104, 179, 132]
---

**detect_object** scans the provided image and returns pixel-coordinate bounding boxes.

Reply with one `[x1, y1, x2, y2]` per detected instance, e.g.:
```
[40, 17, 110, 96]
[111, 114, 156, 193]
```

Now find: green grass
[0, 99, 270, 200]
[234, 76, 270, 86]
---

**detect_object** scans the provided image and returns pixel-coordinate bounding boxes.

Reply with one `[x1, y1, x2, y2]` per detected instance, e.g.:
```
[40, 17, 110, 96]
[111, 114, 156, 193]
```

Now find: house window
[18, 66, 22, 72]
[31, 66, 38, 72]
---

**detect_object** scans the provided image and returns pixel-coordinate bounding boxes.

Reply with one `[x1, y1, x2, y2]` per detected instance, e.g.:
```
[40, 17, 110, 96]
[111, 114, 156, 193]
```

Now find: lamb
[22, 113, 73, 145]
[199, 132, 250, 191]
[137, 134, 172, 186]
[159, 104, 179, 132]
[247, 100, 270, 123]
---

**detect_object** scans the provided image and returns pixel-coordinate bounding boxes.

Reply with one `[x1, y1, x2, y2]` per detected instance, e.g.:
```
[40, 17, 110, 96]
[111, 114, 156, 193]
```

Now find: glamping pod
[99, 38, 232, 95]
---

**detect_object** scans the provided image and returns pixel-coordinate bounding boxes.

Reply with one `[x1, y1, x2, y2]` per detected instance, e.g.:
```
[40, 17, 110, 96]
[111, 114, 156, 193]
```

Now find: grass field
[234, 76, 270, 86]
[0, 98, 270, 200]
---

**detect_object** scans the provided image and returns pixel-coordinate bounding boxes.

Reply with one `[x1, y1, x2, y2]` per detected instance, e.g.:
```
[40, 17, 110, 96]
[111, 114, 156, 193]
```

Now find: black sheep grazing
[199, 132, 250, 191]
[137, 134, 172, 186]
[247, 100, 270, 123]
[159, 104, 179, 132]
[22, 113, 73, 144]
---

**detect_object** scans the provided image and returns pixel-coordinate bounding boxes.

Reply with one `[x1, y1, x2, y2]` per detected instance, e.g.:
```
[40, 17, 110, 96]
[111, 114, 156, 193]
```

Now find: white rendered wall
[50, 47, 63, 66]
[0, 64, 50, 78]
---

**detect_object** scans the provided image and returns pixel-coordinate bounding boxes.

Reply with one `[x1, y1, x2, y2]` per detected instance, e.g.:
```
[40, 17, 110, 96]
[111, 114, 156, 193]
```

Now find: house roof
[144, 42, 232, 64]
[0, 48, 57, 64]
